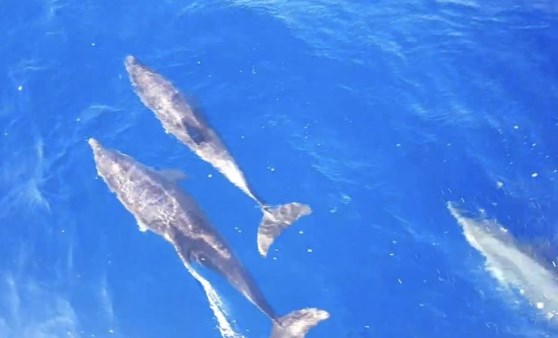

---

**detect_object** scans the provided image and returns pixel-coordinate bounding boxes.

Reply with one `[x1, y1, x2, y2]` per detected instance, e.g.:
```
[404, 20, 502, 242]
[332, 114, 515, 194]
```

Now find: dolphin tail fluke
[257, 202, 312, 257]
[271, 308, 329, 338]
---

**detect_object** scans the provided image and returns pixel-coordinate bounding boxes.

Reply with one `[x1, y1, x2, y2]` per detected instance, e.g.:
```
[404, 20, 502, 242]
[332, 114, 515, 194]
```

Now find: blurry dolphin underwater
[124, 55, 311, 257]
[447, 202, 558, 321]
[88, 138, 329, 338]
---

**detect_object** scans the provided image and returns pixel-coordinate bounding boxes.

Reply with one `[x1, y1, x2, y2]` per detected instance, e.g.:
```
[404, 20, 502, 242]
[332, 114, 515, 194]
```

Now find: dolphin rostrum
[88, 138, 329, 338]
[124, 55, 311, 257]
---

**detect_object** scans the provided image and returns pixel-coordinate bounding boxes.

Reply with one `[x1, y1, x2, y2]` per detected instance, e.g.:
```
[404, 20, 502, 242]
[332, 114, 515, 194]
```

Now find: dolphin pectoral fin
[271, 308, 330, 338]
[157, 169, 188, 183]
[167, 230, 214, 273]
[187, 248, 223, 274]
[257, 202, 312, 257]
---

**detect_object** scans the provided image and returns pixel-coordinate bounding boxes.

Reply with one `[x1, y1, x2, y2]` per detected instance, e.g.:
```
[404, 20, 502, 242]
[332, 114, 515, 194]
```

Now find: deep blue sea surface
[1, 1, 557, 337]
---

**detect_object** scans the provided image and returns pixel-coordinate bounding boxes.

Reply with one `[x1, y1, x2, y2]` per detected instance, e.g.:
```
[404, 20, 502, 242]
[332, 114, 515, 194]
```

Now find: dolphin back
[271, 308, 329, 338]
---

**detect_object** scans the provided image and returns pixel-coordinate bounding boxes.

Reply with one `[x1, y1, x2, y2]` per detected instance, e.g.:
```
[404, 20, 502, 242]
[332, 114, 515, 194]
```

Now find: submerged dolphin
[124, 55, 311, 257]
[88, 138, 329, 337]
[447, 202, 558, 321]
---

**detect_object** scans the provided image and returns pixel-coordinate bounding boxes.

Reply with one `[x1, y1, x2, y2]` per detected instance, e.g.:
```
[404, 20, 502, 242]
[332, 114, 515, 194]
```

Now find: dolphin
[123, 55, 311, 257]
[88, 138, 329, 338]
[447, 202, 558, 321]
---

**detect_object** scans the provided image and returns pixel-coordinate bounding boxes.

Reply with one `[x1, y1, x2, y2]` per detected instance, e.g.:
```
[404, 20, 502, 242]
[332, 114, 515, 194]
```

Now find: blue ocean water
[1, 0, 557, 337]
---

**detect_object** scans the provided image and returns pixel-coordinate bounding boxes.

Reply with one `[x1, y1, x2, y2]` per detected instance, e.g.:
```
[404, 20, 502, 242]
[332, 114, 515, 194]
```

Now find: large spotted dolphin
[88, 138, 329, 338]
[124, 55, 311, 257]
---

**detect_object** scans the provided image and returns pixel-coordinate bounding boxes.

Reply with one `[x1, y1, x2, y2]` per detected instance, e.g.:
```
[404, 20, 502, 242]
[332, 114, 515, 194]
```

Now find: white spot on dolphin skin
[17, 85, 23, 91]
[531, 172, 539, 178]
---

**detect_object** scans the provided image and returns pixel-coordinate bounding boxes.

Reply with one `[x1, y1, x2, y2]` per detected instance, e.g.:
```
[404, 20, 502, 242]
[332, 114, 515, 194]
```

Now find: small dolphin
[124, 55, 311, 257]
[88, 138, 329, 338]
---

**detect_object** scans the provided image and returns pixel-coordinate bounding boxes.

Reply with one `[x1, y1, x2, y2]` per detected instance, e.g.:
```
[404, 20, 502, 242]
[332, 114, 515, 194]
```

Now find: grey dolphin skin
[123, 55, 311, 257]
[88, 138, 329, 338]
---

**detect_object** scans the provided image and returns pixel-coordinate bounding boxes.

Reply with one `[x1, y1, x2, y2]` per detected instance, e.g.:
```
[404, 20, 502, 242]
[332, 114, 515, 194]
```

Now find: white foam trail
[181, 263, 244, 338]
[448, 202, 558, 322]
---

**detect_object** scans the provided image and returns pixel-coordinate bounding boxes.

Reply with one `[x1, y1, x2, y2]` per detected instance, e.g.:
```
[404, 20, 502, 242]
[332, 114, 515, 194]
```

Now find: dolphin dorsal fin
[157, 169, 188, 183]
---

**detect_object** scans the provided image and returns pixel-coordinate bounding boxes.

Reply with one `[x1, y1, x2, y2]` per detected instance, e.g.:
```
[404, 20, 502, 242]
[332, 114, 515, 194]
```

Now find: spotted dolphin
[88, 138, 329, 337]
[124, 55, 311, 257]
